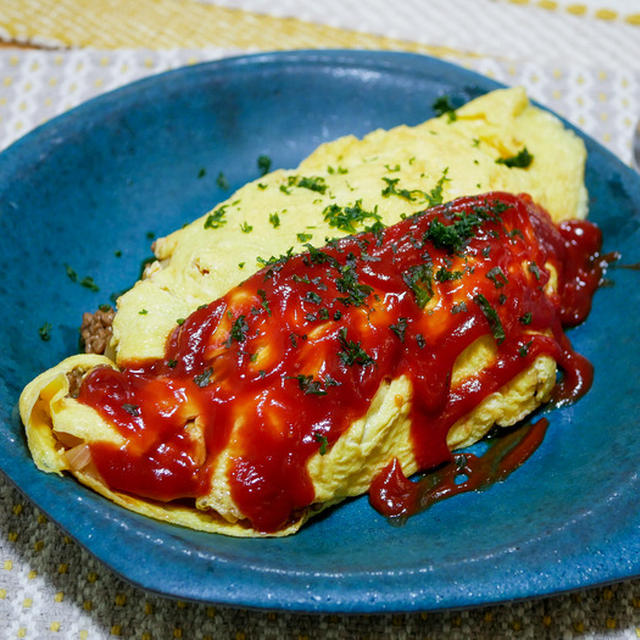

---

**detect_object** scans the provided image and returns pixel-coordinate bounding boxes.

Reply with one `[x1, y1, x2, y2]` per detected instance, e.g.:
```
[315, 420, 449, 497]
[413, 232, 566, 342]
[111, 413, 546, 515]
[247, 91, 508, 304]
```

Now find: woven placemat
[0, 0, 462, 58]
[2, 478, 640, 639]
[0, 10, 639, 637]
[2, 0, 640, 70]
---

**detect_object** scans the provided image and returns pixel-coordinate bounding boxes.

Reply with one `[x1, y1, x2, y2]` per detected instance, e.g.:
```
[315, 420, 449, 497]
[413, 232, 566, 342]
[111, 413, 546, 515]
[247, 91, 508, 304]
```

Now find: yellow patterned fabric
[1, 0, 464, 56]
[506, 0, 640, 24]
[4, 0, 637, 53]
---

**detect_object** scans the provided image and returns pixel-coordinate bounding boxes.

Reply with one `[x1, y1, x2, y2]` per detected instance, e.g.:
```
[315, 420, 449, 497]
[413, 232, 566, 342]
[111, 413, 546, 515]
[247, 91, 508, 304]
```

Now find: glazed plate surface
[1, 50, 639, 612]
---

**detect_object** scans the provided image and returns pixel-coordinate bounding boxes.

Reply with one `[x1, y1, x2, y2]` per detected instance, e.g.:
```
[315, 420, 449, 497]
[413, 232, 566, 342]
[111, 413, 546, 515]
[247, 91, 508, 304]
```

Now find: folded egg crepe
[20, 87, 602, 537]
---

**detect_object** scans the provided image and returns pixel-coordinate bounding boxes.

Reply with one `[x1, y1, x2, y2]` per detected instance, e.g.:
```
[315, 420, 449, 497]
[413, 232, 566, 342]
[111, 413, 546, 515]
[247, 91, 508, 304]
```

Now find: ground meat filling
[66, 367, 85, 399]
[80, 307, 115, 355]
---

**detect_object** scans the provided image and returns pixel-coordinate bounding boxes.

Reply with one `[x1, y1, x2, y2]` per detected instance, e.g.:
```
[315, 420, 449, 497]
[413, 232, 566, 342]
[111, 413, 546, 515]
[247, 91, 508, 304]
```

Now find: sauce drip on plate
[78, 192, 604, 533]
[370, 418, 549, 520]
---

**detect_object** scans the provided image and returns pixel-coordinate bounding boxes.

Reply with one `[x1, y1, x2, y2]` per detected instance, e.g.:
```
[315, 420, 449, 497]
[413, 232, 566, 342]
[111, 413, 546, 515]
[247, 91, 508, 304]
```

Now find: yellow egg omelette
[19, 87, 594, 537]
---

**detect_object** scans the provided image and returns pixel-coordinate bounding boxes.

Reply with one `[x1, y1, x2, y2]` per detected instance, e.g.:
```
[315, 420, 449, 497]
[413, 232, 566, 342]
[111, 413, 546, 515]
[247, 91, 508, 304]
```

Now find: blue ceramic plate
[1, 51, 639, 613]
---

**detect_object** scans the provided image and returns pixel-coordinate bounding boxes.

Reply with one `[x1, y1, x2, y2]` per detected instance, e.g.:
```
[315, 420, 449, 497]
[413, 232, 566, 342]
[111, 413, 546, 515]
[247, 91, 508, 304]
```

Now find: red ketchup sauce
[369, 418, 549, 520]
[77, 192, 604, 533]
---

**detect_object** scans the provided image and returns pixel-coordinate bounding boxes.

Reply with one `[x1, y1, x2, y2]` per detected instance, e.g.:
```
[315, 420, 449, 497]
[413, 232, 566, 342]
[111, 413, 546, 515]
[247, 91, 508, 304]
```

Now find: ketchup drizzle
[77, 192, 604, 532]
[369, 418, 549, 520]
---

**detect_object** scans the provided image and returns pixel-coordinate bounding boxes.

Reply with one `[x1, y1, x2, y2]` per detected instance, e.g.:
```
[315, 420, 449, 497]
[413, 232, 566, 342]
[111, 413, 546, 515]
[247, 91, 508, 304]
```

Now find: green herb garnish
[204, 205, 228, 230]
[486, 266, 508, 288]
[496, 147, 533, 169]
[38, 322, 52, 341]
[322, 200, 382, 234]
[302, 243, 340, 268]
[257, 155, 272, 176]
[228, 315, 249, 344]
[435, 267, 463, 282]
[314, 432, 329, 455]
[80, 276, 99, 292]
[380, 177, 423, 202]
[519, 339, 533, 358]
[269, 212, 280, 228]
[390, 317, 408, 342]
[424, 211, 482, 254]
[257, 289, 271, 315]
[425, 168, 450, 207]
[194, 367, 213, 388]
[474, 294, 505, 344]
[64, 264, 78, 282]
[257, 247, 295, 277]
[432, 95, 458, 122]
[337, 327, 374, 366]
[294, 175, 328, 194]
[288, 374, 338, 396]
[304, 291, 323, 305]
[402, 263, 434, 308]
[122, 403, 140, 417]
[216, 171, 230, 189]
[528, 262, 541, 281]
[335, 265, 373, 307]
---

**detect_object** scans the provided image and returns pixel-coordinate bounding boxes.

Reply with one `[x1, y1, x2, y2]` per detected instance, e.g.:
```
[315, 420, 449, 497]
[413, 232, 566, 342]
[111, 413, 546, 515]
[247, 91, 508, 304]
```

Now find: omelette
[19, 87, 603, 536]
